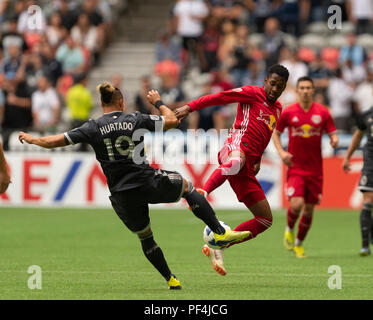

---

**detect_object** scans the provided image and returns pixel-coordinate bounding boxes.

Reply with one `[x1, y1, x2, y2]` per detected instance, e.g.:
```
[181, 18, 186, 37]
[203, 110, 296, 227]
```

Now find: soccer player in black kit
[343, 103, 373, 256]
[18, 82, 250, 289]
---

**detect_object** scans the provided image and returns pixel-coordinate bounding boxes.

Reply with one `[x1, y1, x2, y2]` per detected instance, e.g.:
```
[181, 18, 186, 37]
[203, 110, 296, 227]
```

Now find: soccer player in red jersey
[175, 64, 289, 275]
[273, 76, 338, 258]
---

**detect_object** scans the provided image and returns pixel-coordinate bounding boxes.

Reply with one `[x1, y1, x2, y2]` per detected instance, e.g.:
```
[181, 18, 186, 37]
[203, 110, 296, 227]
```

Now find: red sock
[203, 158, 241, 194]
[287, 208, 299, 230]
[296, 214, 313, 242]
[228, 216, 272, 247]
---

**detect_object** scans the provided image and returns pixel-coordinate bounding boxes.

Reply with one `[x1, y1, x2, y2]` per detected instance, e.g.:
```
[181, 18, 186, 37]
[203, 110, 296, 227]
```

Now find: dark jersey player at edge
[18, 82, 250, 290]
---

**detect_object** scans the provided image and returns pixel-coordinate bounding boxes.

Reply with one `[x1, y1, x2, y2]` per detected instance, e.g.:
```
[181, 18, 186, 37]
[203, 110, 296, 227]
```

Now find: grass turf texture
[0, 207, 372, 300]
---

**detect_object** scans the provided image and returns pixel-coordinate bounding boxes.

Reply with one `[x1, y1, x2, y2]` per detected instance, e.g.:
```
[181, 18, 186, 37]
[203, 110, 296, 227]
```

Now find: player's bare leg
[293, 204, 314, 258]
[360, 192, 373, 256]
[284, 197, 304, 250]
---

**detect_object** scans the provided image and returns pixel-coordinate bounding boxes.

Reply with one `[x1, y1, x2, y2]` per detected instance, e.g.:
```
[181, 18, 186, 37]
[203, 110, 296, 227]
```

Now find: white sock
[294, 238, 302, 247]
[286, 226, 293, 233]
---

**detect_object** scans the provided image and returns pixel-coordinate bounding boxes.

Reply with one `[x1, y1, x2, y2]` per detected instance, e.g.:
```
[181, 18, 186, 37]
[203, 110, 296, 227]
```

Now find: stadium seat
[357, 34, 373, 51]
[298, 47, 316, 63]
[298, 34, 325, 51]
[283, 33, 297, 50]
[339, 22, 356, 35]
[306, 22, 330, 36]
[328, 34, 348, 48]
[320, 47, 340, 70]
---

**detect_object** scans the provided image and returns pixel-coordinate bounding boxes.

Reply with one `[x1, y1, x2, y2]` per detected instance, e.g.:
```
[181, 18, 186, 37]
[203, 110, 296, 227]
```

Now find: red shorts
[286, 174, 323, 204]
[218, 143, 265, 207]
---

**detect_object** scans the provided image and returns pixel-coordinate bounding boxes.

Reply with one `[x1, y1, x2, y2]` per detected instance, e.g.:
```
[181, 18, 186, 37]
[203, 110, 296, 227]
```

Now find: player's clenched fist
[146, 90, 161, 105]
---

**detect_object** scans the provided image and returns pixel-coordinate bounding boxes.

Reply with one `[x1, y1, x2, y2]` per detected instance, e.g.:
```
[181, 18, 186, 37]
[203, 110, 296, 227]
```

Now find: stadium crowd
[138, 0, 373, 134]
[0, 0, 124, 150]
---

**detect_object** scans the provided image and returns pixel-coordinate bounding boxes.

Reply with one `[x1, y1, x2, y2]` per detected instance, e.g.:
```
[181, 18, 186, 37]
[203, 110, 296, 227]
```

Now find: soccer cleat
[359, 247, 371, 257]
[284, 229, 295, 251]
[187, 188, 208, 211]
[213, 229, 251, 248]
[202, 244, 226, 276]
[293, 245, 306, 258]
[168, 274, 182, 290]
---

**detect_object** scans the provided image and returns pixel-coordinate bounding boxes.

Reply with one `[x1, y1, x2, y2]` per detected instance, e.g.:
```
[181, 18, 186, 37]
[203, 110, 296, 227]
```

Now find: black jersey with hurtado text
[64, 111, 164, 192]
[356, 106, 373, 172]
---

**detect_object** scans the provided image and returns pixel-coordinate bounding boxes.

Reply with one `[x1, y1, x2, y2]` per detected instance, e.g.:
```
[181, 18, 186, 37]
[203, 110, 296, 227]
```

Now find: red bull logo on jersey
[291, 124, 321, 138]
[256, 110, 277, 131]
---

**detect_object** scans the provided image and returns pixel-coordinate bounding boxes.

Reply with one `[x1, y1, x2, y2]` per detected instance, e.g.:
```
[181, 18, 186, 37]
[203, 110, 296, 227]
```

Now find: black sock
[141, 236, 172, 281]
[184, 189, 225, 235]
[360, 203, 372, 248]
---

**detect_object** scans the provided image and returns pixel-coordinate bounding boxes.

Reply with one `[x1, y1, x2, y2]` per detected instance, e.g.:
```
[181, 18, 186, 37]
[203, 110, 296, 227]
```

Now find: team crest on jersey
[292, 116, 299, 123]
[287, 187, 295, 197]
[257, 110, 277, 130]
[291, 124, 321, 138]
[311, 115, 322, 124]
[232, 87, 243, 92]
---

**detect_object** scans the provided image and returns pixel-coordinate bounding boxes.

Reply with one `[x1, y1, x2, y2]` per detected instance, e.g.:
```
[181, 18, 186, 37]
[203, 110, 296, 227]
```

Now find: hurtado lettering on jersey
[99, 122, 134, 135]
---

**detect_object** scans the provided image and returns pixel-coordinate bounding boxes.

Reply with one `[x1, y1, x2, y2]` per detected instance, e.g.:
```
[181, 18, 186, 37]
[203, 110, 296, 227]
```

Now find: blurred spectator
[341, 59, 366, 85]
[339, 33, 365, 67]
[308, 0, 327, 22]
[40, 43, 63, 87]
[347, 0, 373, 34]
[0, 16, 28, 59]
[157, 73, 188, 130]
[56, 35, 85, 74]
[279, 47, 308, 87]
[1, 44, 22, 81]
[65, 73, 92, 151]
[0, 0, 9, 24]
[71, 12, 100, 59]
[241, 59, 266, 86]
[16, 52, 43, 92]
[173, 0, 209, 69]
[155, 30, 182, 65]
[308, 52, 332, 95]
[246, 0, 274, 33]
[0, 85, 5, 126]
[353, 71, 373, 112]
[111, 73, 124, 93]
[217, 19, 237, 66]
[57, 0, 78, 31]
[154, 58, 181, 85]
[46, 12, 67, 50]
[2, 79, 32, 150]
[135, 75, 158, 115]
[261, 17, 285, 70]
[327, 68, 354, 133]
[229, 24, 254, 86]
[31, 75, 60, 132]
[199, 16, 220, 72]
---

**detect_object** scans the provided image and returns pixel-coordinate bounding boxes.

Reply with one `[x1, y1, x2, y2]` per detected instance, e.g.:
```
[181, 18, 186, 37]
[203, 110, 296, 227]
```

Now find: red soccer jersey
[188, 86, 282, 159]
[276, 102, 337, 177]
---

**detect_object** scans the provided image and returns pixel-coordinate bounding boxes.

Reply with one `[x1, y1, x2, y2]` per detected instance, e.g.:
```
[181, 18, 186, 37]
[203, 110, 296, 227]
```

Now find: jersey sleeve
[135, 112, 164, 132]
[356, 112, 367, 131]
[323, 109, 337, 134]
[188, 86, 255, 112]
[64, 121, 93, 145]
[275, 110, 288, 133]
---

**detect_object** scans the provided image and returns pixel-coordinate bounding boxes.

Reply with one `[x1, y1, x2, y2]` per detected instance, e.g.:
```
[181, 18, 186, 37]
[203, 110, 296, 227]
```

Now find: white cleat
[202, 244, 226, 276]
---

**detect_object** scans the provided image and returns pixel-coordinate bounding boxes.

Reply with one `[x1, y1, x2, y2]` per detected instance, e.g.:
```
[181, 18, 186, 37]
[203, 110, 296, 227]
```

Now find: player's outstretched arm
[146, 90, 179, 130]
[342, 129, 364, 173]
[19, 132, 67, 149]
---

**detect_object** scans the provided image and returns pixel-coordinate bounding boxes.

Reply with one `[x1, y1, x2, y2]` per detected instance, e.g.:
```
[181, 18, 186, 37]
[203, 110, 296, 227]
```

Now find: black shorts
[109, 169, 184, 232]
[358, 171, 373, 193]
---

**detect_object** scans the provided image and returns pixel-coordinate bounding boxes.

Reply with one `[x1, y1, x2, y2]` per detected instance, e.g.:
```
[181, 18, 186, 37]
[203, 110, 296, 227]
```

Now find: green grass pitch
[1, 207, 372, 300]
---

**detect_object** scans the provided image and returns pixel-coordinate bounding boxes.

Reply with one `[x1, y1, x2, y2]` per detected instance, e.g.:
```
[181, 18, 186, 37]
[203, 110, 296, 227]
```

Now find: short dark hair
[296, 76, 314, 87]
[267, 64, 289, 82]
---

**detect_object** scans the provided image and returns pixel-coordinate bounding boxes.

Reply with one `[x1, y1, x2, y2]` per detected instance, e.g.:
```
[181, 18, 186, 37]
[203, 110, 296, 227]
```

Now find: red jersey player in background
[175, 64, 289, 275]
[273, 76, 338, 258]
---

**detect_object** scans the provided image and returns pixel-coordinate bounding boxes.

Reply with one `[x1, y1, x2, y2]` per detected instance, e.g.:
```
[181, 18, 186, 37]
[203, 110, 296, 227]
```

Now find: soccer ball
[203, 221, 231, 249]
